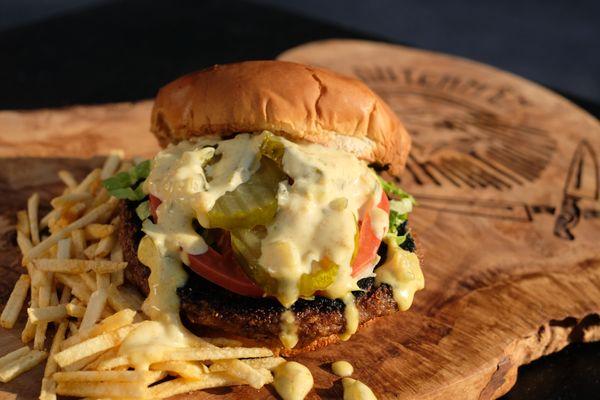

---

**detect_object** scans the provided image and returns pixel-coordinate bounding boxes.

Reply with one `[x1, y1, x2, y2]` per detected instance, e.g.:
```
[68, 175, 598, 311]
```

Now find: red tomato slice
[187, 235, 264, 297]
[147, 195, 264, 297]
[149, 194, 161, 220]
[351, 192, 390, 277]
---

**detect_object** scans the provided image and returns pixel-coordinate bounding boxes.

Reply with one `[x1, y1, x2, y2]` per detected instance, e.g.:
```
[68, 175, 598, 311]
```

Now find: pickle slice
[260, 134, 285, 165]
[208, 157, 286, 230]
[232, 227, 339, 300]
[231, 227, 278, 295]
[298, 259, 339, 298]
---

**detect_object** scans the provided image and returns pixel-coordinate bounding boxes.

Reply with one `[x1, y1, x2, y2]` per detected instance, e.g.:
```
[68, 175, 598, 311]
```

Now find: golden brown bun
[151, 60, 410, 175]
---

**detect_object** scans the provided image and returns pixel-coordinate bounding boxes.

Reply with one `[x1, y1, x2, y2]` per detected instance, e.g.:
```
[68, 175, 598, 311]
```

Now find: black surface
[0, 0, 598, 398]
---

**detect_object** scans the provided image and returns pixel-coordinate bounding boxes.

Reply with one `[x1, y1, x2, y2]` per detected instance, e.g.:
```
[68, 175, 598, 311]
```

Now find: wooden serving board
[1, 39, 599, 399]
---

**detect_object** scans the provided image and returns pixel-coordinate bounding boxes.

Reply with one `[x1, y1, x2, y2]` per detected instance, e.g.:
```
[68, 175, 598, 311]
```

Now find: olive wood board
[0, 39, 599, 399]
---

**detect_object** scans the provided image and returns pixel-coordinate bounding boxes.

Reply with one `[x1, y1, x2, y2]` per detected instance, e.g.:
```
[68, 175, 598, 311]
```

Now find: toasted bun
[151, 60, 410, 175]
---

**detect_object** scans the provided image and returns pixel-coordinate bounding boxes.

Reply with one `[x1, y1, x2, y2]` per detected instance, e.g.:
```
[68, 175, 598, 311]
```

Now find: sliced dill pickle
[260, 134, 285, 165]
[233, 226, 339, 299]
[208, 158, 285, 230]
[230, 227, 279, 294]
[298, 259, 339, 297]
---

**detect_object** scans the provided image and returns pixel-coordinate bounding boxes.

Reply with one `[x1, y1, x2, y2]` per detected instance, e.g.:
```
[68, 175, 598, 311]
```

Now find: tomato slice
[351, 192, 390, 277]
[147, 195, 264, 297]
[187, 235, 264, 297]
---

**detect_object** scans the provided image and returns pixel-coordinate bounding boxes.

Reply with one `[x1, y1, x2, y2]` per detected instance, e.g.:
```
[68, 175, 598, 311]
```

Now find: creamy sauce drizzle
[342, 377, 378, 400]
[332, 360, 353, 377]
[135, 131, 423, 352]
[340, 293, 359, 341]
[375, 236, 424, 311]
[273, 361, 313, 400]
[119, 236, 199, 370]
[143, 132, 382, 308]
[279, 310, 299, 349]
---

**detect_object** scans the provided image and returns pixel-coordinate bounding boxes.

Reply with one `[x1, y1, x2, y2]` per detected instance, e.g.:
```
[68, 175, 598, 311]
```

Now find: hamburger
[103, 60, 424, 356]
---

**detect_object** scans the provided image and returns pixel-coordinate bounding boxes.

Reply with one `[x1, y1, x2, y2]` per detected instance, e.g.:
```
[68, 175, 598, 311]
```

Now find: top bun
[151, 60, 410, 175]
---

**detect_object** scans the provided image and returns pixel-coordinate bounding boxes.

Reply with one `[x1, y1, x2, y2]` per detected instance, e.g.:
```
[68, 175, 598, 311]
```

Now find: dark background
[1, 0, 599, 398]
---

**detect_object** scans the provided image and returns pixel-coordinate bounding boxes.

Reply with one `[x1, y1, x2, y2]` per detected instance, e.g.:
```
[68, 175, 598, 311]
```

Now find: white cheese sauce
[331, 360, 354, 377]
[342, 377, 378, 400]
[279, 309, 299, 349]
[138, 131, 423, 349]
[375, 236, 424, 311]
[273, 361, 313, 400]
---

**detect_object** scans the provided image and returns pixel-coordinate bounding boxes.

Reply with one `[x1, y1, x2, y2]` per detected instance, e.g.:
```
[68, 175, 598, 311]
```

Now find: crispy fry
[44, 321, 67, 378]
[34, 259, 127, 274]
[68, 321, 79, 336]
[150, 372, 241, 399]
[55, 274, 91, 303]
[16, 230, 33, 256]
[0, 347, 30, 368]
[27, 305, 67, 324]
[100, 150, 124, 180]
[27, 193, 40, 245]
[94, 235, 115, 259]
[211, 359, 271, 389]
[40, 209, 59, 230]
[0, 275, 30, 329]
[150, 360, 209, 379]
[107, 285, 142, 312]
[56, 381, 147, 398]
[65, 302, 86, 318]
[0, 349, 47, 383]
[51, 192, 92, 209]
[24, 199, 118, 262]
[61, 308, 136, 350]
[96, 273, 110, 291]
[70, 229, 86, 259]
[144, 346, 272, 364]
[57, 238, 71, 260]
[80, 288, 108, 331]
[54, 370, 162, 383]
[81, 272, 97, 292]
[58, 170, 78, 189]
[97, 355, 129, 371]
[73, 169, 101, 194]
[210, 356, 285, 372]
[34, 279, 53, 350]
[61, 352, 102, 372]
[39, 377, 57, 400]
[54, 324, 134, 368]
[21, 282, 38, 344]
[16, 210, 30, 236]
[84, 224, 115, 240]
[83, 243, 98, 260]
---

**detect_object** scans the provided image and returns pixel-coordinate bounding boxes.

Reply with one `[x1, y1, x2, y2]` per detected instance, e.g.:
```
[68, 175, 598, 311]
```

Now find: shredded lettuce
[102, 160, 150, 201]
[135, 200, 151, 220]
[377, 176, 416, 204]
[378, 176, 415, 245]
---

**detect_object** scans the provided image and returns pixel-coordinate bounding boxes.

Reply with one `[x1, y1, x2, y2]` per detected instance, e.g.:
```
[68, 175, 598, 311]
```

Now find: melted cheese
[340, 293, 359, 341]
[273, 361, 313, 400]
[369, 207, 388, 240]
[375, 236, 424, 311]
[279, 310, 299, 349]
[118, 236, 200, 369]
[342, 378, 378, 400]
[143, 132, 381, 308]
[332, 360, 353, 377]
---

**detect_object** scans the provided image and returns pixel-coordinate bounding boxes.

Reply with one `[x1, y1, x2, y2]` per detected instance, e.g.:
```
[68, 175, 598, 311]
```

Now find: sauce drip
[332, 360, 353, 377]
[342, 377, 378, 400]
[273, 361, 313, 400]
[279, 309, 299, 349]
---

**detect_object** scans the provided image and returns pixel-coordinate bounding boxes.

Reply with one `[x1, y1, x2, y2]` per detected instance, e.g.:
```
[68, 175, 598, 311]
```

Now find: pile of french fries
[0, 152, 284, 399]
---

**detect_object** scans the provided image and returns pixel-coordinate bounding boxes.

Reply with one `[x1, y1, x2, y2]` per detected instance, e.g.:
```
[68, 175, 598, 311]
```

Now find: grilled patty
[119, 200, 415, 354]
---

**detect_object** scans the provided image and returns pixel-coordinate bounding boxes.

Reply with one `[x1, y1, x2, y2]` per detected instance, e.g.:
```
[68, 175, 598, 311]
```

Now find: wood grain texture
[0, 40, 599, 399]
